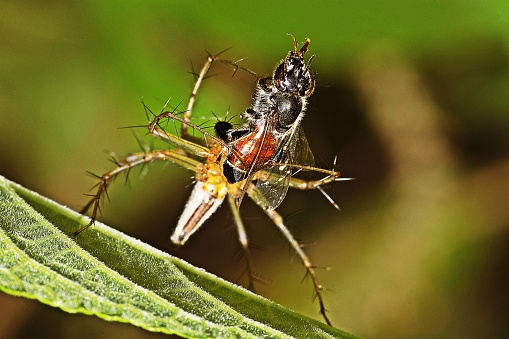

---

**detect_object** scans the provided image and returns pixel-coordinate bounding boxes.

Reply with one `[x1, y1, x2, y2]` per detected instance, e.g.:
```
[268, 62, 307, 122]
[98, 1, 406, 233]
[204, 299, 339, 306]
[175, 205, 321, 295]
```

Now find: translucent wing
[291, 126, 315, 168]
[255, 125, 314, 210]
[254, 164, 292, 210]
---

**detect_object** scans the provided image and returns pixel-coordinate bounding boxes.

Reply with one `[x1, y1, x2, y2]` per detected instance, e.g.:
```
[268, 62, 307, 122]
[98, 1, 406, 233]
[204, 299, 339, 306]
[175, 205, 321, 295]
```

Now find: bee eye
[273, 53, 314, 97]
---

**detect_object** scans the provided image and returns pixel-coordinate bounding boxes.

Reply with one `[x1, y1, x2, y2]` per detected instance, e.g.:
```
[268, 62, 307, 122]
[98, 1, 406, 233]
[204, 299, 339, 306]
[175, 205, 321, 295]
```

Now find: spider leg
[287, 171, 339, 190]
[247, 184, 332, 326]
[227, 193, 255, 291]
[286, 164, 346, 211]
[183, 51, 224, 138]
[76, 150, 202, 235]
[140, 52, 218, 144]
[149, 120, 211, 158]
[155, 50, 258, 140]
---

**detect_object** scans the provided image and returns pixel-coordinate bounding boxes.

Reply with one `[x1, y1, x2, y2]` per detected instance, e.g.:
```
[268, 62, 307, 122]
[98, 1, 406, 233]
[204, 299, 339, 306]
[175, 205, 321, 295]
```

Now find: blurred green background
[1, 1, 509, 338]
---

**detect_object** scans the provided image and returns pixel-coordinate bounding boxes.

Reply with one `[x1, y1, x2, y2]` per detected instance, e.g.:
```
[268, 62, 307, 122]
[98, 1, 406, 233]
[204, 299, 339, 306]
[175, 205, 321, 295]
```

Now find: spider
[76, 36, 344, 325]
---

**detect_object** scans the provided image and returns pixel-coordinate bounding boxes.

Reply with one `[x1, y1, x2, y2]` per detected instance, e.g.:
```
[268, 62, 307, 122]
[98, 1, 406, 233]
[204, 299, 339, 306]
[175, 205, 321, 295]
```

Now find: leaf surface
[0, 175, 358, 339]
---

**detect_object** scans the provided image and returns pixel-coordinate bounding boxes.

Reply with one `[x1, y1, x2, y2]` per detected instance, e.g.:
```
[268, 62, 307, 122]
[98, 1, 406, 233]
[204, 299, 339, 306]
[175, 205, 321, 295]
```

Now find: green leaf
[0, 175, 358, 339]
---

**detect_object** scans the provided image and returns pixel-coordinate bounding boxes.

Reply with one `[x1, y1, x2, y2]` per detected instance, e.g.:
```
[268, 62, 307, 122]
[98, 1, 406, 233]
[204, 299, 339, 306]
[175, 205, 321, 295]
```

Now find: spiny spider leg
[141, 99, 211, 157]
[181, 48, 257, 139]
[288, 174, 342, 211]
[75, 149, 202, 235]
[146, 107, 222, 154]
[182, 53, 214, 138]
[144, 102, 249, 173]
[247, 184, 332, 326]
[227, 193, 255, 291]
[218, 58, 259, 79]
[286, 171, 339, 190]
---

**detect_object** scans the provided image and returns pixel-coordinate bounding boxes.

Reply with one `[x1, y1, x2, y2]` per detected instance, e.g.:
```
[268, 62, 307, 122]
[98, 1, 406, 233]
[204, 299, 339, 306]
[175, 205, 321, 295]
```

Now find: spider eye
[214, 121, 233, 141]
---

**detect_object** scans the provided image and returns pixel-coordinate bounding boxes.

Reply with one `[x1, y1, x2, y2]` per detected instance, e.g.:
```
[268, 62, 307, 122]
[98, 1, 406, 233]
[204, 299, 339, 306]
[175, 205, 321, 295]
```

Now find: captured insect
[217, 36, 317, 210]
[76, 35, 344, 325]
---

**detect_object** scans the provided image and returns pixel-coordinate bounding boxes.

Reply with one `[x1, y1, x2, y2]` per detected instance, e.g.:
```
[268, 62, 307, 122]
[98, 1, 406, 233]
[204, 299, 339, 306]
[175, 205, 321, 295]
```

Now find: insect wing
[255, 163, 292, 210]
[254, 126, 313, 210]
[291, 126, 315, 168]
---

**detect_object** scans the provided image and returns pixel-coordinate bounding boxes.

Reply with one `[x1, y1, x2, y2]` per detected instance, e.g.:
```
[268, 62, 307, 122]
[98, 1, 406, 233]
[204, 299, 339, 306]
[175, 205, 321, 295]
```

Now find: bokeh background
[1, 1, 509, 338]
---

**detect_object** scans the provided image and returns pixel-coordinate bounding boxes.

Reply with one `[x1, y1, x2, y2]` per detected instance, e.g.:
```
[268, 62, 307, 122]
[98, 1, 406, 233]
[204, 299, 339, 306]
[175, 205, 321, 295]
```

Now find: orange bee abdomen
[229, 131, 277, 171]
